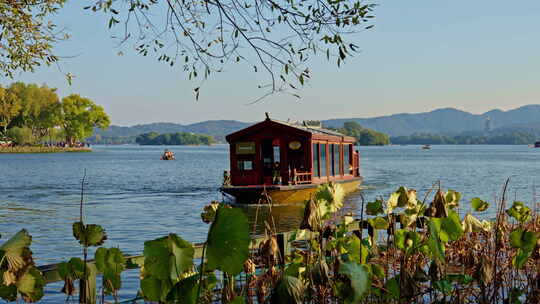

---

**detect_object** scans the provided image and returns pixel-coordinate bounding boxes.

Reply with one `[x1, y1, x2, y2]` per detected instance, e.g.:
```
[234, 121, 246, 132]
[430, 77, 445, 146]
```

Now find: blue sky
[5, 1, 540, 125]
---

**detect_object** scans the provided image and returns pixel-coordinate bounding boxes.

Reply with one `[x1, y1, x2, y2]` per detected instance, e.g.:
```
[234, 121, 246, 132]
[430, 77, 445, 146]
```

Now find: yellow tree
[60, 94, 110, 145]
[0, 85, 22, 134]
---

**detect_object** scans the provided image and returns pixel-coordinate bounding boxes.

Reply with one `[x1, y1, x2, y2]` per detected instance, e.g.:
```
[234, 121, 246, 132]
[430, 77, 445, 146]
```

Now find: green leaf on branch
[206, 206, 250, 275]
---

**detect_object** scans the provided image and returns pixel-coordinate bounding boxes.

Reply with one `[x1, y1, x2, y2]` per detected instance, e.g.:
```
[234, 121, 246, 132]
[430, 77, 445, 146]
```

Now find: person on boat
[272, 162, 281, 184]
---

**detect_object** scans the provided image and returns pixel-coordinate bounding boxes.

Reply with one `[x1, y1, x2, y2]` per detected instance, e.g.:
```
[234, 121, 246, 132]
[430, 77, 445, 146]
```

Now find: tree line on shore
[390, 132, 538, 145]
[0, 82, 110, 146]
[332, 121, 391, 146]
[135, 132, 216, 145]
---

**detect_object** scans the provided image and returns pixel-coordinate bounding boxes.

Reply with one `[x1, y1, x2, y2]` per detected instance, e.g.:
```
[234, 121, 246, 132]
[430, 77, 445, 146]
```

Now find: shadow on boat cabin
[221, 114, 362, 204]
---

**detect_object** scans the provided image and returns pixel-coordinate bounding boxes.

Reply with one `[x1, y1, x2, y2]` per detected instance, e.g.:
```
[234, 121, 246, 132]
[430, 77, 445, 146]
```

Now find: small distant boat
[422, 144, 431, 150]
[534, 141, 540, 148]
[160, 149, 175, 160]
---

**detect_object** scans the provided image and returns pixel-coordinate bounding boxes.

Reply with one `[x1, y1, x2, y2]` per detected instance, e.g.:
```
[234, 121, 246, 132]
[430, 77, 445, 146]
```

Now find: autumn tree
[7, 82, 61, 140]
[60, 94, 110, 144]
[0, 85, 22, 134]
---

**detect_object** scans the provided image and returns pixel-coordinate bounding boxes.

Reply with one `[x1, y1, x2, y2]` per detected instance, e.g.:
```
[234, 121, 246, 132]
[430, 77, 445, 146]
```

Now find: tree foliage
[0, 82, 110, 145]
[0, 0, 68, 79]
[335, 121, 389, 146]
[136, 132, 215, 145]
[391, 132, 538, 145]
[60, 94, 110, 144]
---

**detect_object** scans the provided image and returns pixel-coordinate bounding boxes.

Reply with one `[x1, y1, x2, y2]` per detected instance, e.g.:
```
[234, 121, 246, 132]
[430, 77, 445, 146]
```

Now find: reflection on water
[239, 188, 363, 236]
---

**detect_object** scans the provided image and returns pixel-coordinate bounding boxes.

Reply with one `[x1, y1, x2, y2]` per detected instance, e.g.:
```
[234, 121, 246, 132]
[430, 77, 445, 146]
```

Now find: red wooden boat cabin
[220, 114, 362, 204]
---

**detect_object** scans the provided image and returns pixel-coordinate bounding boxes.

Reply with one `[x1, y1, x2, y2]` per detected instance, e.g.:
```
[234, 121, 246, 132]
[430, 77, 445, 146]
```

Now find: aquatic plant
[1, 181, 539, 303]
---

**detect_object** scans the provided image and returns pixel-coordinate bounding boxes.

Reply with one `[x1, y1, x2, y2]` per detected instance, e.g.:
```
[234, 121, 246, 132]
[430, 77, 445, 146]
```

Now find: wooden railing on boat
[292, 169, 312, 184]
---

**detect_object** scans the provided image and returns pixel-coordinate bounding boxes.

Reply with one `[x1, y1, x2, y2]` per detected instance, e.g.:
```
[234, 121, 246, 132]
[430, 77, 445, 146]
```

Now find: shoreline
[0, 146, 92, 154]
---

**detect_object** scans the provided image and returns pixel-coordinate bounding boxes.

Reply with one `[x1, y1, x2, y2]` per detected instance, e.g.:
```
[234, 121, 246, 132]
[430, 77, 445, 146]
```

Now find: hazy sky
[4, 1, 540, 125]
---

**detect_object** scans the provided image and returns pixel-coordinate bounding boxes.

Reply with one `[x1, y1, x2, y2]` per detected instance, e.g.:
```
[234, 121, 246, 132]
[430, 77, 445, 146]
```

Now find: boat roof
[225, 115, 355, 142]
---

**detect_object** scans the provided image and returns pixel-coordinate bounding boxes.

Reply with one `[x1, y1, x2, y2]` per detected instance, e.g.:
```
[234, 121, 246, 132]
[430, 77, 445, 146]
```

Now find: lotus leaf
[367, 263, 385, 278]
[141, 276, 172, 302]
[506, 201, 532, 223]
[143, 234, 194, 281]
[270, 275, 305, 304]
[344, 235, 368, 264]
[512, 248, 531, 269]
[445, 190, 461, 209]
[95, 247, 125, 294]
[394, 229, 420, 255]
[386, 191, 400, 214]
[16, 267, 44, 303]
[206, 206, 250, 275]
[471, 197, 489, 212]
[0, 283, 17, 302]
[300, 197, 322, 231]
[462, 213, 492, 233]
[166, 274, 199, 304]
[428, 220, 445, 261]
[0, 230, 44, 303]
[366, 200, 384, 215]
[338, 261, 370, 303]
[431, 210, 464, 242]
[368, 216, 389, 230]
[384, 276, 400, 300]
[509, 228, 538, 252]
[72, 222, 107, 247]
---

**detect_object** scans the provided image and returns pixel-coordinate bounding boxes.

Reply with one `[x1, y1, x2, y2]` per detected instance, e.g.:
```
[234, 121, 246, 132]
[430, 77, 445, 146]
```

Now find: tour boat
[422, 144, 431, 150]
[160, 149, 175, 160]
[220, 114, 362, 204]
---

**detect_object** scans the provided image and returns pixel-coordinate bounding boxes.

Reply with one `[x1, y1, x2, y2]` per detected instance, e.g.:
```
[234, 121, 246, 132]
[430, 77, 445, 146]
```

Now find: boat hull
[220, 177, 362, 204]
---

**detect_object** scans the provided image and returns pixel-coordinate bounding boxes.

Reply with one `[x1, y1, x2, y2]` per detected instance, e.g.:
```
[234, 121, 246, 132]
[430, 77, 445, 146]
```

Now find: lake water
[1, 144, 539, 302]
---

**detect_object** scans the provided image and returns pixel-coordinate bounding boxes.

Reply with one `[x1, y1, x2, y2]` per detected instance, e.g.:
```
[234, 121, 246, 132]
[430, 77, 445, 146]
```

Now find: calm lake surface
[1, 144, 538, 302]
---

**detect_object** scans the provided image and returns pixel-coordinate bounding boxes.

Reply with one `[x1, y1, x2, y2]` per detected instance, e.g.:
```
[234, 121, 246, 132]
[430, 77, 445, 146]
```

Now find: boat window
[320, 144, 327, 177]
[273, 146, 280, 163]
[331, 144, 340, 176]
[344, 144, 350, 174]
[312, 143, 320, 177]
[336, 144, 341, 176]
[237, 160, 253, 170]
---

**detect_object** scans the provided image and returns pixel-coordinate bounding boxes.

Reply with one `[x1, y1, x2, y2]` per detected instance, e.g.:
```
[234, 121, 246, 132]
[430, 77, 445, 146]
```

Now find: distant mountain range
[92, 105, 540, 142]
[322, 105, 540, 136]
